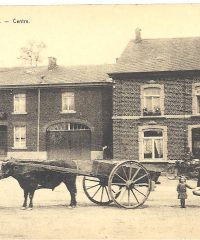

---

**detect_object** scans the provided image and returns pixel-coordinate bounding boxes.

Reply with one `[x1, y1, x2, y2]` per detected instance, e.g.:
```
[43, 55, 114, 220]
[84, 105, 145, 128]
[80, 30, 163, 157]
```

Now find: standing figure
[177, 176, 194, 208]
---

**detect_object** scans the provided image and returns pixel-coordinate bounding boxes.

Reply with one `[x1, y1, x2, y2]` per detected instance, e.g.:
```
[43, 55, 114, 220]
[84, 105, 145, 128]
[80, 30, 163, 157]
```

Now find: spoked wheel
[83, 176, 114, 205]
[166, 165, 178, 180]
[108, 161, 151, 209]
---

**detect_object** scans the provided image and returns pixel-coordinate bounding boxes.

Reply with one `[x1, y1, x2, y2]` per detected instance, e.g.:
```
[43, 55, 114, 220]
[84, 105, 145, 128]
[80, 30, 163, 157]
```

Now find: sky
[1, 4, 200, 67]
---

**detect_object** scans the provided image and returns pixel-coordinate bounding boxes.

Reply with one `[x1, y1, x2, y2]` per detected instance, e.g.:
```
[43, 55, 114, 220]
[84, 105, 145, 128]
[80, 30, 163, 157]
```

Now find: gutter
[0, 82, 113, 90]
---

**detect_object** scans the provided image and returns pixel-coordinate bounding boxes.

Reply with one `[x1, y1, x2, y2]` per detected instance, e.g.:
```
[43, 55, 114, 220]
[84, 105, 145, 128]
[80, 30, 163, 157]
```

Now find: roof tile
[0, 64, 114, 86]
[113, 37, 200, 73]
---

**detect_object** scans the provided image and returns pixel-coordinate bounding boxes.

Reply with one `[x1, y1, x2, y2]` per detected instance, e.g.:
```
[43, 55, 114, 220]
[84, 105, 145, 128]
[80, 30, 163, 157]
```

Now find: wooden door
[46, 130, 91, 160]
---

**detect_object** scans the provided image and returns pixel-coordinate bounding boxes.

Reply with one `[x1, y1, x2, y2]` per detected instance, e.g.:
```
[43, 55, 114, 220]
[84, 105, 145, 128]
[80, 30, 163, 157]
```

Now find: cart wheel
[166, 165, 178, 180]
[83, 176, 114, 205]
[108, 161, 151, 209]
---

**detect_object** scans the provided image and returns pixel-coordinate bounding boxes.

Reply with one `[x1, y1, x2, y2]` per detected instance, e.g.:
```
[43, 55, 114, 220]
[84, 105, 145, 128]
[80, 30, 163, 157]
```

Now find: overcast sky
[1, 4, 200, 67]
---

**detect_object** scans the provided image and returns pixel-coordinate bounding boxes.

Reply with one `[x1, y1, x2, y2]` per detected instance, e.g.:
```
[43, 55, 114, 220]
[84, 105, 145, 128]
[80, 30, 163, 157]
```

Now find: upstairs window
[197, 96, 200, 114]
[144, 88, 161, 115]
[62, 92, 75, 112]
[193, 85, 200, 115]
[141, 85, 164, 116]
[14, 93, 26, 114]
[14, 126, 26, 148]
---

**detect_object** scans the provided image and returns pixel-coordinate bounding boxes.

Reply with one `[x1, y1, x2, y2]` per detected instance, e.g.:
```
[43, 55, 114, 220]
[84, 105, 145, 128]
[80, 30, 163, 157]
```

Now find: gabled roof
[112, 37, 200, 73]
[0, 64, 114, 87]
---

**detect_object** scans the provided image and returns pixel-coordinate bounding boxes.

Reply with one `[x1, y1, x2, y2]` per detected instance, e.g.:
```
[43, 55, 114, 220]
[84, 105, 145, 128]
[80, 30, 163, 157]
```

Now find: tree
[18, 41, 46, 66]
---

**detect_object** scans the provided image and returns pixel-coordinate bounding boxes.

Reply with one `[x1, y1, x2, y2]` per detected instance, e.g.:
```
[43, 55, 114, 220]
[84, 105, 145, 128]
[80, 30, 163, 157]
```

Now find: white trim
[190, 83, 200, 116]
[165, 115, 191, 119]
[112, 114, 193, 120]
[112, 116, 140, 120]
[11, 147, 27, 150]
[192, 83, 200, 115]
[11, 112, 27, 115]
[138, 125, 168, 161]
[60, 110, 76, 114]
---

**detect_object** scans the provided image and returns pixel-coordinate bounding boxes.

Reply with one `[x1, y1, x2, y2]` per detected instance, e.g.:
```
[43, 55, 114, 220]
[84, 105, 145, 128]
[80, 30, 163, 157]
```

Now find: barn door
[46, 122, 91, 161]
[0, 126, 7, 156]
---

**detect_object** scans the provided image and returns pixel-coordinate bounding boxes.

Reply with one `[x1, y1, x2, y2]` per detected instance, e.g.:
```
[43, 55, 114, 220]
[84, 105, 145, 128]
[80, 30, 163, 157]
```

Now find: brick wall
[0, 86, 112, 156]
[113, 75, 196, 117]
[112, 73, 200, 161]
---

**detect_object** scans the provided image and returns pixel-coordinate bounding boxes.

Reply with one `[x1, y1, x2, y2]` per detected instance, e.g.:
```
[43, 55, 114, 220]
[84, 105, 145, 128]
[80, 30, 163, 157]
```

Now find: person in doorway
[103, 145, 111, 160]
[177, 176, 194, 208]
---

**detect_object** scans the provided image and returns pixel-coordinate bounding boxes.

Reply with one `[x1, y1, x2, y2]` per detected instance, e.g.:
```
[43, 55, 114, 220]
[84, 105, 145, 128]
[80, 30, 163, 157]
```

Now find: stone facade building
[110, 31, 200, 162]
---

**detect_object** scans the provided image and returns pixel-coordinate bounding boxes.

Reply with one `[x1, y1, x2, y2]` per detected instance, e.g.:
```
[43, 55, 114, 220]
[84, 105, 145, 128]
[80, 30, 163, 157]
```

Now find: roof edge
[108, 69, 200, 78]
[0, 81, 113, 89]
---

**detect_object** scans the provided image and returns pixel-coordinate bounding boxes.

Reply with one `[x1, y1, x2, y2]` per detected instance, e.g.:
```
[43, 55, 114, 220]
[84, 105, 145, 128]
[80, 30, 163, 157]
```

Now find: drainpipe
[37, 88, 41, 152]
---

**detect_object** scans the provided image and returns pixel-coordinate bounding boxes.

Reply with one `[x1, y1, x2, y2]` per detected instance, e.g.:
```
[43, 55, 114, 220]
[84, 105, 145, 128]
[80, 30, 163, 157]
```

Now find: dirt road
[0, 176, 199, 239]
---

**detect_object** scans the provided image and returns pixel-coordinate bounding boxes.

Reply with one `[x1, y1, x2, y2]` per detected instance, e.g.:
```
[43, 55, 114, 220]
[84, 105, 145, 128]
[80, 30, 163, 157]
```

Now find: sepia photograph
[0, 3, 200, 239]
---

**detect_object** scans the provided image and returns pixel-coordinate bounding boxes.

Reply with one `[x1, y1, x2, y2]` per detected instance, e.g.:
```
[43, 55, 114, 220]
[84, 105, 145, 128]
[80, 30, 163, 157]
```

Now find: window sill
[140, 115, 166, 119]
[12, 112, 27, 115]
[141, 159, 166, 163]
[60, 110, 76, 114]
[12, 147, 27, 150]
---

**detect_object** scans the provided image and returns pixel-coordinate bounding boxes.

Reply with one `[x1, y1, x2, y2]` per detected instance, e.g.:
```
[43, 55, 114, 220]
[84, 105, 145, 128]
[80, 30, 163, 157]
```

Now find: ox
[0, 159, 77, 210]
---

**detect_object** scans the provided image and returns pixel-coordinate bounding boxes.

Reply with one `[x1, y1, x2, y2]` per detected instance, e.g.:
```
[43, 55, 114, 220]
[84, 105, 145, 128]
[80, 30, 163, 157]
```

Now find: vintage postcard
[0, 3, 200, 240]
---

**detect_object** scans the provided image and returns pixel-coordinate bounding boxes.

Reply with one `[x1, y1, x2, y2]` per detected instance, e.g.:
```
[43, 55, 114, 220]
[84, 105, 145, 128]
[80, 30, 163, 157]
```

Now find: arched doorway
[46, 122, 91, 160]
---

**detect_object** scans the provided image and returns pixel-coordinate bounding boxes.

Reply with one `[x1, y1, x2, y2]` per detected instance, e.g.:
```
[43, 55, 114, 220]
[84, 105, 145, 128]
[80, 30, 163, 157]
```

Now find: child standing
[177, 176, 194, 208]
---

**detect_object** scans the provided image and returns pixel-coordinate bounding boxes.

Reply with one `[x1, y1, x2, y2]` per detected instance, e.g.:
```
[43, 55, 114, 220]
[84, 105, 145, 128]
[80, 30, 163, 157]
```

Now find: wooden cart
[0, 159, 170, 209]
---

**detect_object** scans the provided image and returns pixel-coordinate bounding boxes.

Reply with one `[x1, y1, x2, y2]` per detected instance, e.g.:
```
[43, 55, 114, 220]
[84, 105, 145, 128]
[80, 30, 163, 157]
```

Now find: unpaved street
[0, 176, 199, 239]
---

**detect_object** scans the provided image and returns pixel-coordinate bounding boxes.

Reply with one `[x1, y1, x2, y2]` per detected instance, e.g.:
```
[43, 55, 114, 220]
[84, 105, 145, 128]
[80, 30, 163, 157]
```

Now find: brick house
[110, 30, 200, 162]
[0, 58, 113, 161]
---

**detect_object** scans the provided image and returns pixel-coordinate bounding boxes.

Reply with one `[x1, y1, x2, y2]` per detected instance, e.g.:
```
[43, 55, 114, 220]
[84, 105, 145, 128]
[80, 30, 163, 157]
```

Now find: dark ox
[0, 159, 77, 210]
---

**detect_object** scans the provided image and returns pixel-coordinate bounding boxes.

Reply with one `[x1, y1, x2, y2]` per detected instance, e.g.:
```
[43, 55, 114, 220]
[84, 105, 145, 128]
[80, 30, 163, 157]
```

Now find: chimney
[48, 57, 57, 70]
[135, 28, 142, 43]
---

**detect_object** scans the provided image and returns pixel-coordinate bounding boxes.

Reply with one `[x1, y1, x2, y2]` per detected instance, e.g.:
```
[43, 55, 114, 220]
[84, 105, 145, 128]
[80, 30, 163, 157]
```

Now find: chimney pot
[135, 28, 142, 43]
[48, 57, 57, 70]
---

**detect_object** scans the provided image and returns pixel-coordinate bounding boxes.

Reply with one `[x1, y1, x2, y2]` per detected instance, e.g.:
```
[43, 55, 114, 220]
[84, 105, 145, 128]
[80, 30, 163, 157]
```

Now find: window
[62, 92, 75, 112]
[197, 96, 200, 114]
[14, 126, 26, 148]
[141, 85, 164, 116]
[143, 130, 163, 160]
[139, 126, 167, 161]
[14, 94, 26, 113]
[193, 85, 200, 115]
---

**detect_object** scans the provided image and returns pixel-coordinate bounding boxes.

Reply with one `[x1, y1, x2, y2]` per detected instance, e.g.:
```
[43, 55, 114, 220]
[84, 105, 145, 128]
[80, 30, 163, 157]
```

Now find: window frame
[141, 84, 164, 116]
[143, 130, 163, 160]
[138, 126, 167, 161]
[13, 126, 27, 149]
[192, 84, 200, 115]
[13, 93, 27, 114]
[61, 92, 76, 113]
